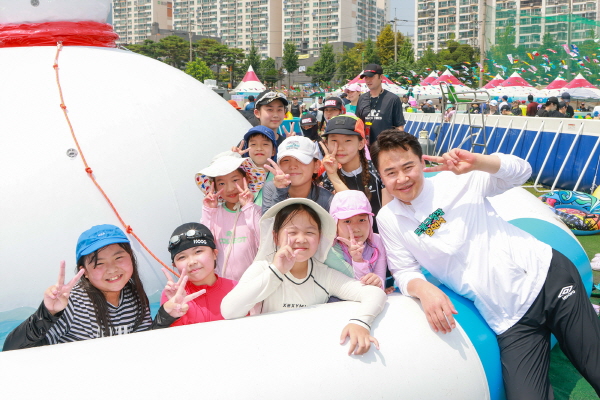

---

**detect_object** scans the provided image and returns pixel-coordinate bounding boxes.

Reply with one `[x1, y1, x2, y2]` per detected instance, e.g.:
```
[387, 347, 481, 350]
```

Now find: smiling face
[378, 147, 425, 205]
[278, 156, 319, 187]
[248, 134, 275, 167]
[337, 213, 371, 243]
[326, 134, 363, 167]
[254, 99, 286, 131]
[346, 90, 360, 103]
[275, 210, 320, 262]
[214, 169, 245, 208]
[173, 246, 218, 286]
[81, 244, 134, 297]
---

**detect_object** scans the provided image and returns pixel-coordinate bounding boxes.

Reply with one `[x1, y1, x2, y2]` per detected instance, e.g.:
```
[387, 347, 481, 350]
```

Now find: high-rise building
[112, 0, 390, 58]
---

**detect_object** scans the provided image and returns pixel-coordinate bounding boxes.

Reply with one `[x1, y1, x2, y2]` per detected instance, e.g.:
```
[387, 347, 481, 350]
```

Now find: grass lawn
[523, 186, 599, 399]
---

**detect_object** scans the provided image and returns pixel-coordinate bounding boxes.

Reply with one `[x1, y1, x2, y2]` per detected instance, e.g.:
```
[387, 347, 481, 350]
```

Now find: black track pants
[497, 249, 600, 400]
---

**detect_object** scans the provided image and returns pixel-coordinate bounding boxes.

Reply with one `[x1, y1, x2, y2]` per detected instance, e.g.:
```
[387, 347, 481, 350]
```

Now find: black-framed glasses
[257, 91, 286, 104]
[168, 230, 207, 250]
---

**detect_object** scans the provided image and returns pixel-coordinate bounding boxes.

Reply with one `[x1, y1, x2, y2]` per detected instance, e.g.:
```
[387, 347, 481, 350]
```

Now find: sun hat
[76, 224, 130, 263]
[322, 115, 365, 138]
[360, 64, 383, 78]
[345, 83, 362, 93]
[227, 99, 241, 110]
[168, 222, 215, 261]
[277, 136, 320, 164]
[195, 151, 260, 198]
[257, 198, 335, 263]
[330, 190, 374, 221]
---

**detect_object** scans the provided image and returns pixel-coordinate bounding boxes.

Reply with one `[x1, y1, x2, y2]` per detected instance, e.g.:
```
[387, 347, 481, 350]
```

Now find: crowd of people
[4, 63, 599, 400]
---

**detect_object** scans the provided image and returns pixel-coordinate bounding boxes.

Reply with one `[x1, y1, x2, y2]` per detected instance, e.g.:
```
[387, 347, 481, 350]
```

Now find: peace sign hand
[422, 149, 478, 175]
[44, 261, 85, 315]
[282, 122, 296, 137]
[336, 225, 365, 263]
[161, 267, 187, 301]
[264, 159, 291, 189]
[319, 141, 339, 177]
[162, 275, 206, 319]
[273, 229, 302, 274]
[235, 177, 254, 207]
[203, 183, 224, 209]
[231, 140, 251, 156]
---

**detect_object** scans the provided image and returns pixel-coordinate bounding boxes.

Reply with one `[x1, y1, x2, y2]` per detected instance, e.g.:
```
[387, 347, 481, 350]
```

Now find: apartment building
[112, 0, 389, 58]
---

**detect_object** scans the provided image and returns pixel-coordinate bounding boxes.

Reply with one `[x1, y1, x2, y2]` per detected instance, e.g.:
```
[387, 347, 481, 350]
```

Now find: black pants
[497, 250, 600, 400]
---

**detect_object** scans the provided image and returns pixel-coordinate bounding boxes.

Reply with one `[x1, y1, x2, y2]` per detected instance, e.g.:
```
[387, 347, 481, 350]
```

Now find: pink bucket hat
[330, 190, 374, 221]
[344, 83, 362, 93]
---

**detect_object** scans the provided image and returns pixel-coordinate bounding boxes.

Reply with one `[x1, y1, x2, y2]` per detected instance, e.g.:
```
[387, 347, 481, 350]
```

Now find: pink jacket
[335, 233, 387, 290]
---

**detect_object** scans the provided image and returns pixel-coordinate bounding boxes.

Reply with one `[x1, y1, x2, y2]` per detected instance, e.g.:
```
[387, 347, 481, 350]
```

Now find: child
[3, 224, 199, 350]
[325, 190, 387, 290]
[253, 90, 295, 146]
[196, 151, 261, 282]
[221, 198, 387, 355]
[262, 136, 333, 213]
[319, 115, 391, 233]
[160, 222, 237, 325]
[319, 96, 345, 131]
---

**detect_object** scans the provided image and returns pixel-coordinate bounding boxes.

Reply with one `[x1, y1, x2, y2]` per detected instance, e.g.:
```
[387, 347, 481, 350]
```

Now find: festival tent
[420, 71, 439, 86]
[231, 66, 266, 94]
[340, 71, 407, 95]
[562, 87, 600, 101]
[500, 72, 533, 87]
[483, 74, 504, 89]
[485, 72, 542, 99]
[431, 69, 464, 86]
[542, 76, 568, 97]
[564, 73, 599, 89]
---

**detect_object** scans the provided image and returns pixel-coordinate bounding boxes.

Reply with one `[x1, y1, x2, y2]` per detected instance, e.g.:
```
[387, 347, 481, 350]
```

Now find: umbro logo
[558, 285, 576, 300]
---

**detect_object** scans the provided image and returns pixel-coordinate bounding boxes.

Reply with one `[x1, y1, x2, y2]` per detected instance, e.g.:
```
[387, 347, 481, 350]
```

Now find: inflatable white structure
[0, 0, 251, 312]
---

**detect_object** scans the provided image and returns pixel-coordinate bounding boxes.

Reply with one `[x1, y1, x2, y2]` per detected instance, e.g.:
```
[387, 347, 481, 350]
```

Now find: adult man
[484, 100, 499, 115]
[356, 63, 405, 144]
[542, 97, 563, 118]
[526, 94, 539, 117]
[309, 96, 325, 128]
[244, 95, 255, 111]
[500, 104, 512, 116]
[371, 130, 600, 399]
[499, 95, 509, 110]
[290, 97, 303, 118]
[561, 92, 575, 118]
[422, 100, 436, 113]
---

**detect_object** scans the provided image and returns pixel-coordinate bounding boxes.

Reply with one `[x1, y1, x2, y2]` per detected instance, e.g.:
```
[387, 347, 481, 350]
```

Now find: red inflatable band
[0, 21, 119, 48]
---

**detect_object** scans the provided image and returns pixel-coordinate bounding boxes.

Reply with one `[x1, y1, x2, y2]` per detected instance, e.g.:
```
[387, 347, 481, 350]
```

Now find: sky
[389, 0, 415, 38]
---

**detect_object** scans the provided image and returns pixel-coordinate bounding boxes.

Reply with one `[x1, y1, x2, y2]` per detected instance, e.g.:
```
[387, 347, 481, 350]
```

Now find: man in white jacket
[371, 129, 600, 400]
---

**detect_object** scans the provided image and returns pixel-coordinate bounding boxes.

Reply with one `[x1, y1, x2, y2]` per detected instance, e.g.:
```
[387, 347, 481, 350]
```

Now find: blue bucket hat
[242, 125, 278, 161]
[76, 224, 130, 263]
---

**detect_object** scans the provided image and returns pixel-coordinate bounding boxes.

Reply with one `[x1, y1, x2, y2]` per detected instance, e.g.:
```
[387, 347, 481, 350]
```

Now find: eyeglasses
[257, 91, 286, 104]
[168, 229, 207, 250]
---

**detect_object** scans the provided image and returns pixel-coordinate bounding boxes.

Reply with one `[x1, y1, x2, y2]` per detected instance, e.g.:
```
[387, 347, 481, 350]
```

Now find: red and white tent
[564, 73, 598, 89]
[546, 76, 568, 90]
[483, 74, 504, 89]
[340, 72, 406, 95]
[420, 71, 439, 86]
[431, 69, 463, 86]
[232, 66, 266, 94]
[500, 72, 533, 87]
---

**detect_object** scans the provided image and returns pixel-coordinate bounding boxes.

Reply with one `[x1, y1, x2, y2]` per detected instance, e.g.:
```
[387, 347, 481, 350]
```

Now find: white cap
[490, 100, 498, 106]
[427, 100, 433, 105]
[277, 136, 320, 164]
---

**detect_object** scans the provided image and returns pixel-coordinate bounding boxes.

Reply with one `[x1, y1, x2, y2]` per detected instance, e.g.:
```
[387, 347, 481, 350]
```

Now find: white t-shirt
[221, 258, 386, 330]
[377, 154, 552, 335]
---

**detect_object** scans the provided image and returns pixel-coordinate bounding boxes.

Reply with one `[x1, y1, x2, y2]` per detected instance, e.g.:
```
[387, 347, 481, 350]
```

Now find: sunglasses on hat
[168, 229, 210, 250]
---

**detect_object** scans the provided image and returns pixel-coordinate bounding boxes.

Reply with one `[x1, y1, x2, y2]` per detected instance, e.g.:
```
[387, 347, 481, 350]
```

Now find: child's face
[337, 214, 371, 244]
[81, 244, 133, 295]
[276, 211, 320, 262]
[254, 100, 286, 131]
[324, 108, 341, 121]
[173, 246, 217, 285]
[214, 169, 245, 205]
[278, 156, 319, 187]
[326, 134, 363, 165]
[248, 134, 275, 167]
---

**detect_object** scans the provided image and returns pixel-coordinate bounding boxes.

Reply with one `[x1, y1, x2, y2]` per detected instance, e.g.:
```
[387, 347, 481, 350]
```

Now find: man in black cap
[500, 104, 512, 116]
[561, 92, 574, 118]
[356, 63, 405, 145]
[542, 97, 564, 118]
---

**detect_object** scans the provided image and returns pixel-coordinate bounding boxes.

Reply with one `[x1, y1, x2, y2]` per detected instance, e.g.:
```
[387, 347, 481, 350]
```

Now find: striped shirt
[45, 283, 152, 344]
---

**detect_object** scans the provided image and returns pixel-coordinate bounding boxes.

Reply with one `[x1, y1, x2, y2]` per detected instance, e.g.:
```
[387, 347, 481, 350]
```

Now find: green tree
[416, 46, 440, 71]
[398, 33, 415, 64]
[436, 40, 477, 83]
[223, 47, 246, 89]
[244, 40, 262, 77]
[383, 60, 415, 85]
[336, 43, 363, 82]
[260, 57, 282, 86]
[363, 39, 380, 65]
[185, 59, 215, 82]
[376, 24, 396, 65]
[195, 38, 228, 83]
[306, 42, 336, 85]
[282, 41, 299, 88]
[158, 35, 189, 69]
[126, 39, 161, 59]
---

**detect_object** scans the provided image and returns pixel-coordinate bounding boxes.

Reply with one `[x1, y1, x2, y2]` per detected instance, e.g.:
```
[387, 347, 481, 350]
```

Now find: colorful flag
[571, 44, 579, 54]
[547, 48, 557, 53]
[533, 51, 540, 56]
[527, 53, 534, 60]
[584, 56, 590, 62]
[562, 44, 571, 54]
[507, 54, 514, 64]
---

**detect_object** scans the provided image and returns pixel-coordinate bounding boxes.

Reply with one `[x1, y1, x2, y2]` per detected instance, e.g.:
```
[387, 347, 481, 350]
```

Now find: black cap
[255, 90, 289, 107]
[360, 64, 383, 78]
[502, 95, 508, 100]
[546, 96, 559, 106]
[561, 92, 571, 100]
[168, 223, 215, 261]
[558, 101, 567, 109]
[300, 114, 317, 127]
[500, 105, 511, 112]
[323, 115, 365, 138]
[319, 96, 344, 111]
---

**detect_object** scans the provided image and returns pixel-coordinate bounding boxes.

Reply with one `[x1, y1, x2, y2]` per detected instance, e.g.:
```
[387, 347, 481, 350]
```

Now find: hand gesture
[273, 229, 301, 274]
[319, 141, 339, 177]
[282, 122, 296, 137]
[264, 159, 291, 189]
[162, 275, 206, 319]
[360, 273, 382, 288]
[336, 225, 365, 263]
[203, 183, 224, 209]
[44, 261, 85, 315]
[231, 140, 250, 156]
[417, 282, 458, 334]
[340, 323, 380, 356]
[235, 177, 254, 207]
[423, 149, 478, 175]
[161, 267, 187, 301]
